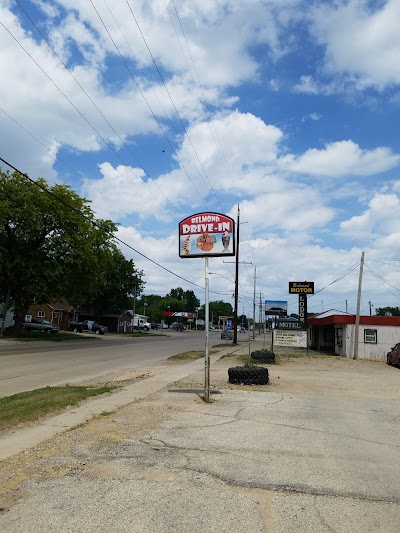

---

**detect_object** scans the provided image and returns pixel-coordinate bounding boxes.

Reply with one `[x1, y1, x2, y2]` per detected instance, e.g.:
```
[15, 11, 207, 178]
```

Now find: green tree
[0, 169, 128, 332]
[81, 250, 144, 317]
[198, 300, 233, 322]
[165, 288, 200, 312]
[375, 307, 400, 316]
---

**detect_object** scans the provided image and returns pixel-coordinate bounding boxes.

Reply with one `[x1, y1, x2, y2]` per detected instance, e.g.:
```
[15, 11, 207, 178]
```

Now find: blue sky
[1, 0, 400, 317]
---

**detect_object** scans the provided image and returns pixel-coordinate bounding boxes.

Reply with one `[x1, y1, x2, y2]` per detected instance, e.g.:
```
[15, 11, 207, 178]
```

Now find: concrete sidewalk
[0, 348, 238, 461]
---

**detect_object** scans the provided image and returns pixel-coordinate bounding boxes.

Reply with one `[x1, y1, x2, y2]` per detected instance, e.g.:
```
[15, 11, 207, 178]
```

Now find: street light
[143, 300, 148, 315]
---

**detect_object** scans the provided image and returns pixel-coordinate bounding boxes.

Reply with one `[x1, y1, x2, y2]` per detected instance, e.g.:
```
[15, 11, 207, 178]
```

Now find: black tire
[46, 329, 51, 335]
[251, 350, 275, 359]
[143, 326, 149, 332]
[387, 354, 392, 365]
[251, 350, 275, 364]
[228, 366, 269, 385]
[95, 329, 100, 335]
[73, 327, 79, 333]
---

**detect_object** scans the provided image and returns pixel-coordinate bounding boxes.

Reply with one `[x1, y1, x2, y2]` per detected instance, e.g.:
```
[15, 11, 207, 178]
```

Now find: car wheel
[73, 327, 79, 333]
[143, 326, 149, 331]
[95, 329, 100, 335]
[46, 329, 51, 335]
[387, 354, 392, 365]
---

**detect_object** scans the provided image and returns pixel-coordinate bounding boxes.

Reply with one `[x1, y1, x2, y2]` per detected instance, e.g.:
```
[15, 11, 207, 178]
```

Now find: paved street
[0, 330, 223, 397]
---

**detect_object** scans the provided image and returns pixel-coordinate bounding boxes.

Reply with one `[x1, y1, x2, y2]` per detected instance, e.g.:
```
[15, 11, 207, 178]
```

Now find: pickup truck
[23, 318, 60, 334]
[69, 320, 107, 335]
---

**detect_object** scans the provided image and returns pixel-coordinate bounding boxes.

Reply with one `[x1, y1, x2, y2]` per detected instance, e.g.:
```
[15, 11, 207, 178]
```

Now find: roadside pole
[204, 256, 210, 402]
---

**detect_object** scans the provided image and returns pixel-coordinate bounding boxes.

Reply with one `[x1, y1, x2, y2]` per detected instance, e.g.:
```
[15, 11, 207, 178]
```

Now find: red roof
[308, 315, 400, 327]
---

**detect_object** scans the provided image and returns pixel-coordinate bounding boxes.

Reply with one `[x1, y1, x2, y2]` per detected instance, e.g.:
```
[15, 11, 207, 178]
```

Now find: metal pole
[233, 205, 240, 345]
[204, 257, 210, 401]
[353, 251, 365, 360]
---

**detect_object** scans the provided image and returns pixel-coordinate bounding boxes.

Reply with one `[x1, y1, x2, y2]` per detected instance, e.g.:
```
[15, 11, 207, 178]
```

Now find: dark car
[150, 323, 159, 330]
[23, 318, 60, 334]
[387, 343, 400, 366]
[221, 330, 233, 340]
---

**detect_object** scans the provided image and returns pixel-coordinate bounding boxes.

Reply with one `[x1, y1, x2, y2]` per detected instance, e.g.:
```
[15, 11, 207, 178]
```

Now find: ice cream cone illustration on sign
[222, 231, 230, 252]
[182, 235, 191, 255]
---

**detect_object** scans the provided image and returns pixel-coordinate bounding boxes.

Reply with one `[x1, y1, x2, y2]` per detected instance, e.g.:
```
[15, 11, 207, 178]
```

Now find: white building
[308, 310, 400, 361]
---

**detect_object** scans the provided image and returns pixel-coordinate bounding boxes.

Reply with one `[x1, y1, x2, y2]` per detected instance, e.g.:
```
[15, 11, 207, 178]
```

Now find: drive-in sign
[179, 212, 235, 258]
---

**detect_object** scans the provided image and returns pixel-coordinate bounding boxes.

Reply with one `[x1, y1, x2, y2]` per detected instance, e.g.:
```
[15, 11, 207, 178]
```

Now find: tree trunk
[0, 287, 11, 338]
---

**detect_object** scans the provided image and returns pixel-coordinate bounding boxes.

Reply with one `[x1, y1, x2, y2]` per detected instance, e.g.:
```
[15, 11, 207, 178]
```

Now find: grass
[6, 331, 98, 342]
[0, 384, 118, 432]
[167, 349, 218, 361]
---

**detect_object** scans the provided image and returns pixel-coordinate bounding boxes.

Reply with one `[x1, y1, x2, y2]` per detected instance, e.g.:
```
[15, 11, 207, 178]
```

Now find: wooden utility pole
[253, 266, 256, 339]
[353, 251, 365, 360]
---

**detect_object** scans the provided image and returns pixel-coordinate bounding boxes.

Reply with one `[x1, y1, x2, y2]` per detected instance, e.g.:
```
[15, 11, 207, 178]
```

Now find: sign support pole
[204, 256, 210, 402]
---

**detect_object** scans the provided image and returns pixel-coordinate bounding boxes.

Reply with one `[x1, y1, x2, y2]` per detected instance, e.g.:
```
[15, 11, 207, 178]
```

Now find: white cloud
[311, 0, 400, 90]
[338, 192, 400, 241]
[294, 75, 319, 94]
[280, 140, 400, 177]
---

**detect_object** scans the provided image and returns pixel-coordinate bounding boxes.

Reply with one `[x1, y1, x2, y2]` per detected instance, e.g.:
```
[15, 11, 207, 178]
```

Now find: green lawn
[0, 385, 117, 431]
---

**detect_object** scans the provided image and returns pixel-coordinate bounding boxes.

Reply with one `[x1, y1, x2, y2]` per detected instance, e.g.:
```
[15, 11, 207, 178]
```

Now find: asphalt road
[0, 330, 224, 397]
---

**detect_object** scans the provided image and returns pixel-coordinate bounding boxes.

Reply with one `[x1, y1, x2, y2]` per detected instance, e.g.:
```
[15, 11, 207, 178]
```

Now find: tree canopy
[375, 307, 400, 317]
[0, 169, 143, 329]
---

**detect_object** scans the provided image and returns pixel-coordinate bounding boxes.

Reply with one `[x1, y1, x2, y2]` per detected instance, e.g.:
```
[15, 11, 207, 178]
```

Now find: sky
[1, 0, 400, 318]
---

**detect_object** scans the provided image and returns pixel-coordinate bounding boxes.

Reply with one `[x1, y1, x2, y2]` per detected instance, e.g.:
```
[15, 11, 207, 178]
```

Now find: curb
[0, 347, 242, 462]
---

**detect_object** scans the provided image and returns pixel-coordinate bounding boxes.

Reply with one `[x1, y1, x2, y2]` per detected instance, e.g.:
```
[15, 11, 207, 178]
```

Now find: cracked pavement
[0, 351, 399, 532]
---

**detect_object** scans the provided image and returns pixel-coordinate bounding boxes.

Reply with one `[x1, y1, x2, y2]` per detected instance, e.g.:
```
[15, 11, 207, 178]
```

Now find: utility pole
[253, 266, 256, 339]
[353, 251, 365, 360]
[368, 301, 373, 316]
[259, 291, 262, 335]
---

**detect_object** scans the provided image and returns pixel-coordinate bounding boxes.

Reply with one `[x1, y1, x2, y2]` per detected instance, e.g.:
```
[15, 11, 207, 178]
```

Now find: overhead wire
[0, 16, 181, 223]
[166, 0, 242, 205]
[12, 0, 186, 220]
[121, 0, 225, 212]
[88, 0, 209, 211]
[0, 156, 229, 297]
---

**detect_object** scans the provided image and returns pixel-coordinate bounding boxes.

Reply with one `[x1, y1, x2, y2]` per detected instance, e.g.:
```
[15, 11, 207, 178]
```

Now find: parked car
[387, 343, 400, 366]
[172, 323, 185, 331]
[221, 330, 233, 340]
[159, 323, 169, 329]
[69, 320, 107, 335]
[150, 322, 159, 330]
[23, 318, 60, 334]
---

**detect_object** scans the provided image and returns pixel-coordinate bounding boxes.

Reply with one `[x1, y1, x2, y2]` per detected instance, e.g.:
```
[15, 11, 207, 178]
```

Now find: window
[25, 314, 32, 322]
[364, 329, 377, 344]
[37, 310, 45, 318]
[52, 311, 59, 319]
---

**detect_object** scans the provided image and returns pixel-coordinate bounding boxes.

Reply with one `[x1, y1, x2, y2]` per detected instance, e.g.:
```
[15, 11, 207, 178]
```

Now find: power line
[6, 6, 185, 223]
[88, 0, 209, 211]
[0, 156, 230, 295]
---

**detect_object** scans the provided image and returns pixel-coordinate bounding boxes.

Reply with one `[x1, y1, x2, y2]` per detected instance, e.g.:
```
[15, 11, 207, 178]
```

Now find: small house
[308, 310, 400, 360]
[25, 302, 77, 330]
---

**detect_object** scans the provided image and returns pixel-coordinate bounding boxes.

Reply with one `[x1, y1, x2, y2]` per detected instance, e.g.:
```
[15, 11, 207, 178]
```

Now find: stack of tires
[228, 366, 269, 385]
[251, 349, 275, 364]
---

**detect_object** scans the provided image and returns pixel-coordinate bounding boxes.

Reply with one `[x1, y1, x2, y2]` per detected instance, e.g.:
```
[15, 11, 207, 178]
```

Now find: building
[25, 302, 77, 330]
[308, 310, 400, 361]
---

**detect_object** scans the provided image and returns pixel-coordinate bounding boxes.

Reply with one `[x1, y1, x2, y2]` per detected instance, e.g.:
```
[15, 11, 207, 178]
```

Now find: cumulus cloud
[279, 140, 400, 177]
[338, 192, 400, 241]
[310, 0, 400, 90]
